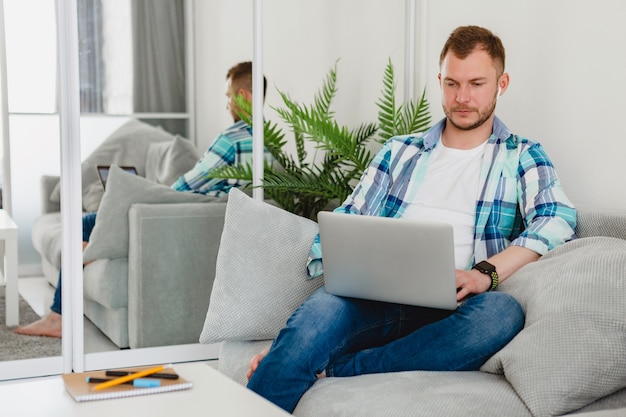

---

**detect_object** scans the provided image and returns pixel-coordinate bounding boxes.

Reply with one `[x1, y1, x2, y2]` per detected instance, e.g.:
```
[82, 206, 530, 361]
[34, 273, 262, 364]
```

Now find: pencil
[93, 364, 171, 391]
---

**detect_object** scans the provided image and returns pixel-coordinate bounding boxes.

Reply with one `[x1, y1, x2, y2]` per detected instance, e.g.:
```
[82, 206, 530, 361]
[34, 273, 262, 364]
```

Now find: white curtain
[131, 0, 186, 114]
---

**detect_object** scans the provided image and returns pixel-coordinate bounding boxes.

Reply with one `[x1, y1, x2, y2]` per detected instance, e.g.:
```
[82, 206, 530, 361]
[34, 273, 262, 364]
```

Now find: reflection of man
[15, 61, 271, 338]
[246, 26, 577, 413]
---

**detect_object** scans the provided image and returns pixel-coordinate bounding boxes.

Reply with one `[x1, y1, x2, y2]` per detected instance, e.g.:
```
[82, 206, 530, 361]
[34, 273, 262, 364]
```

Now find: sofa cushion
[481, 236, 626, 417]
[50, 119, 175, 212]
[145, 135, 201, 186]
[83, 258, 129, 309]
[199, 188, 324, 344]
[295, 370, 531, 417]
[83, 166, 220, 261]
[219, 340, 274, 386]
[31, 212, 63, 271]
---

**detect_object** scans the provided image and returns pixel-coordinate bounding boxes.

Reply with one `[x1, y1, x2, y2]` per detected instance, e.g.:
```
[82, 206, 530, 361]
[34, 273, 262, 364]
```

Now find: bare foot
[246, 346, 326, 380]
[14, 311, 62, 338]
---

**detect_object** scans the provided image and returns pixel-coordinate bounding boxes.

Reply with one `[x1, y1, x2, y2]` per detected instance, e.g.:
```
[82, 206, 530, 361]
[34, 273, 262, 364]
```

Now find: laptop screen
[96, 165, 138, 190]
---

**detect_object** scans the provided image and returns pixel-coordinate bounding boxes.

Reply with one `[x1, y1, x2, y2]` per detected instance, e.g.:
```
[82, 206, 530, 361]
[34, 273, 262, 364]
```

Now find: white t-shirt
[402, 140, 486, 269]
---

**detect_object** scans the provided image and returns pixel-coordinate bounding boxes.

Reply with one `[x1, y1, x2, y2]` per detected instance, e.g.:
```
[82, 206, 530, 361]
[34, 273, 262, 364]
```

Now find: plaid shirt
[307, 116, 577, 278]
[171, 121, 271, 196]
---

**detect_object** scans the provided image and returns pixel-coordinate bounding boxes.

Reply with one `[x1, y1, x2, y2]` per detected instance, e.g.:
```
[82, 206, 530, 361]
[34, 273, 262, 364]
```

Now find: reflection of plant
[216, 59, 431, 220]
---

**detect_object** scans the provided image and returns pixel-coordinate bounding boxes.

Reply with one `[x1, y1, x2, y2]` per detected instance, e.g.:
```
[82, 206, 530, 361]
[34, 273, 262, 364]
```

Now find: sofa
[198, 188, 626, 417]
[31, 119, 230, 348]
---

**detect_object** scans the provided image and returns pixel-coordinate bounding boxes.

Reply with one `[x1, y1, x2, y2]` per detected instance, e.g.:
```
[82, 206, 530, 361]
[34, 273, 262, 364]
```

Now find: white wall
[194, 0, 626, 211]
[420, 0, 626, 210]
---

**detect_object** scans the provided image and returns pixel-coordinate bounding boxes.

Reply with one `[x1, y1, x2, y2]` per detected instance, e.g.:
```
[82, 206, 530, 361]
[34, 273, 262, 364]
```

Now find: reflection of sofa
[31, 119, 229, 348]
[200, 189, 626, 417]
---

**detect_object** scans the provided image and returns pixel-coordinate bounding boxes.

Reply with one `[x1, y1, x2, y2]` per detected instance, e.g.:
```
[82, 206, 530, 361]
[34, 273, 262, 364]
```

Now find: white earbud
[497, 86, 502, 97]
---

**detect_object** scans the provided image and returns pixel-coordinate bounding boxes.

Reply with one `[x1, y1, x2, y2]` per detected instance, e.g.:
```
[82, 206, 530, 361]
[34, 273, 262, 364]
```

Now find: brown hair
[439, 26, 505, 75]
[227, 61, 267, 99]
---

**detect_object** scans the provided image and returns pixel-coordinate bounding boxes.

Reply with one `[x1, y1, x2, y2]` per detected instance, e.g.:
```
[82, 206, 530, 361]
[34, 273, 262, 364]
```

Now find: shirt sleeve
[170, 134, 235, 192]
[511, 142, 577, 254]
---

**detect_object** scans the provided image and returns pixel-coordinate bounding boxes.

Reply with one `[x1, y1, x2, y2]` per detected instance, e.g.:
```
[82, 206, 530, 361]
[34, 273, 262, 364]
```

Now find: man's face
[439, 49, 504, 131]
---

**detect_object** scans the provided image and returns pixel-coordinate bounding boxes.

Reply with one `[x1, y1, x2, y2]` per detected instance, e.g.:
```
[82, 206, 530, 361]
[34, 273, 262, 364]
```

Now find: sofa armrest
[127, 202, 227, 349]
[40, 175, 61, 214]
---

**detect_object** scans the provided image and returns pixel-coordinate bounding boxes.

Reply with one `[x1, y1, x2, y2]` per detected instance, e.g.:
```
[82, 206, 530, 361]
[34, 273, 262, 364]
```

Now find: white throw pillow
[199, 188, 324, 343]
[145, 135, 201, 186]
[51, 119, 176, 212]
[83, 166, 220, 261]
[481, 236, 626, 417]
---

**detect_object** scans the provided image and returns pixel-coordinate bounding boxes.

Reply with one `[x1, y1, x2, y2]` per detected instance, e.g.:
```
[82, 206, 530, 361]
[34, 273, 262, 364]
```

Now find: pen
[86, 377, 161, 388]
[105, 370, 179, 380]
[93, 364, 172, 391]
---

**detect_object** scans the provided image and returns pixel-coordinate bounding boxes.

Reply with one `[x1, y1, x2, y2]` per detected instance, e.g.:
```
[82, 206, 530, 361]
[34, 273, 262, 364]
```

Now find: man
[246, 26, 577, 413]
[15, 61, 271, 338]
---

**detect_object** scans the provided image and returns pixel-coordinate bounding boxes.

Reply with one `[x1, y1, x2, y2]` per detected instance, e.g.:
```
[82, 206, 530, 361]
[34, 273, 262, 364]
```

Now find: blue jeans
[50, 212, 98, 314]
[246, 286, 524, 413]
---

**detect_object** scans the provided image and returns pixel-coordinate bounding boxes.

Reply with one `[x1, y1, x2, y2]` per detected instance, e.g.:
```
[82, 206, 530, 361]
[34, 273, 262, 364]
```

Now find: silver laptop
[96, 165, 138, 190]
[317, 211, 457, 310]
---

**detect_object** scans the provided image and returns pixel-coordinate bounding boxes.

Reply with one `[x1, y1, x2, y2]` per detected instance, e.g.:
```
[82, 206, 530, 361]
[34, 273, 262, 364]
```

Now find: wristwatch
[472, 260, 499, 291]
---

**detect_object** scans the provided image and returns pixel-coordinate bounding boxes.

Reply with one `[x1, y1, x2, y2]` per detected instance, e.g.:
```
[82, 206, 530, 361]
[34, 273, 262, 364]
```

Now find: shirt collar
[421, 115, 511, 150]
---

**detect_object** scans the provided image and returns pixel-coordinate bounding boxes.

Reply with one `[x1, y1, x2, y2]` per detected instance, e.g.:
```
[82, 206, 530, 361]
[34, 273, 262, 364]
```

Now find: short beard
[444, 95, 497, 131]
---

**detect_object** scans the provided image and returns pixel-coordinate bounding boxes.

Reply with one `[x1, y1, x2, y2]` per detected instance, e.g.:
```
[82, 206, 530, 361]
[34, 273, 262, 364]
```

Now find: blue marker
[86, 377, 161, 388]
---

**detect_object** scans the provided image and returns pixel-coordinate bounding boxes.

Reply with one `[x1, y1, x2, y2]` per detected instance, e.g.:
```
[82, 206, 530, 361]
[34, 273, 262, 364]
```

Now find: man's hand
[455, 246, 542, 301]
[455, 269, 492, 301]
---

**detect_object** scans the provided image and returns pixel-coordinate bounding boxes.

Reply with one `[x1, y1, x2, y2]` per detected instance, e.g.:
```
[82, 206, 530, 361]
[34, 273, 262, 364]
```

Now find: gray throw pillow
[83, 166, 220, 261]
[51, 119, 175, 211]
[199, 188, 324, 344]
[481, 236, 626, 417]
[145, 135, 201, 186]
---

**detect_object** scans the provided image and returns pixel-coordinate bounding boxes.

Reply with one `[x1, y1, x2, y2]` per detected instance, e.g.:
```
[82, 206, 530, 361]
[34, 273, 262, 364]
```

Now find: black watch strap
[472, 260, 499, 291]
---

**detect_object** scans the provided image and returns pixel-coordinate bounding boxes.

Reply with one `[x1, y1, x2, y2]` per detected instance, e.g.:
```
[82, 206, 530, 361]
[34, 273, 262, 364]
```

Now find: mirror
[77, 0, 411, 365]
[77, 0, 190, 356]
[0, 0, 413, 372]
[0, 0, 63, 370]
[0, 0, 197, 368]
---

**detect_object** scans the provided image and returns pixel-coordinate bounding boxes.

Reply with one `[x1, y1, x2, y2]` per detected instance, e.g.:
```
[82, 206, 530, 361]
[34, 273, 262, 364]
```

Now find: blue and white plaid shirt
[307, 116, 577, 278]
[171, 121, 272, 196]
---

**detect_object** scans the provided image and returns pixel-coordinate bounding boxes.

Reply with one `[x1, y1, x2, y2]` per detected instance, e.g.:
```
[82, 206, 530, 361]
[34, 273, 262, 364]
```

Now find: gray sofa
[31, 119, 228, 348]
[199, 189, 626, 417]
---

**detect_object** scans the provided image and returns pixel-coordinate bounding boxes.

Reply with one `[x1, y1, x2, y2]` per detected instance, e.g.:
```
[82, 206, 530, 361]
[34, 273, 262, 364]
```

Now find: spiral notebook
[62, 365, 192, 402]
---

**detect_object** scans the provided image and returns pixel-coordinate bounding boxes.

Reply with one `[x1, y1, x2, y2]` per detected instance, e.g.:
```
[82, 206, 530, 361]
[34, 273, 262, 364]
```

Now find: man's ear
[497, 73, 510, 96]
[239, 89, 252, 102]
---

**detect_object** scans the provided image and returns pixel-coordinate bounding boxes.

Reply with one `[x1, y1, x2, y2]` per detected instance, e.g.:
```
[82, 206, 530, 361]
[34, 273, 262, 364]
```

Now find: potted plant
[217, 59, 431, 220]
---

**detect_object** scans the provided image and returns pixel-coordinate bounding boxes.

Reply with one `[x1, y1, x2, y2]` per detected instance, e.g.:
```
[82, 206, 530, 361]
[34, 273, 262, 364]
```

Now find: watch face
[476, 261, 495, 273]
[474, 261, 499, 291]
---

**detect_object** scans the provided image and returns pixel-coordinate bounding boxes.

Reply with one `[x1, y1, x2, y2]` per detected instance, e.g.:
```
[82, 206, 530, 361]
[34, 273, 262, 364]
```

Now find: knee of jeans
[465, 292, 524, 326]
[489, 292, 525, 330]
[295, 287, 351, 320]
[282, 287, 356, 345]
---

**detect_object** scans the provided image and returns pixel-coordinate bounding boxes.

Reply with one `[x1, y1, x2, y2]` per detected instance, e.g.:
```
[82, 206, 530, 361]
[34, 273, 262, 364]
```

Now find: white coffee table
[0, 210, 18, 326]
[1, 362, 290, 416]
